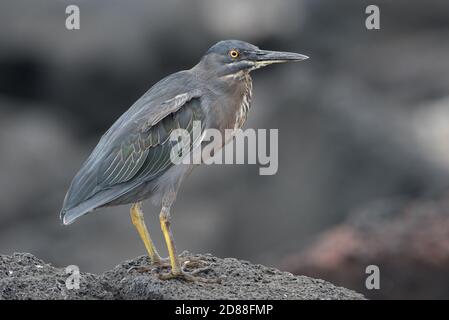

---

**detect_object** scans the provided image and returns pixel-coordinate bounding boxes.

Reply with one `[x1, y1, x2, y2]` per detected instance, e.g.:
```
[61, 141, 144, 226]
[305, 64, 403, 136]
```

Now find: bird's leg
[130, 202, 164, 265]
[159, 206, 182, 274]
[158, 206, 218, 283]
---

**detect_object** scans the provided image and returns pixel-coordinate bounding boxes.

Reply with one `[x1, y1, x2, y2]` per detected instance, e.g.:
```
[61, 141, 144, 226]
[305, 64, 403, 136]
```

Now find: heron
[60, 40, 308, 282]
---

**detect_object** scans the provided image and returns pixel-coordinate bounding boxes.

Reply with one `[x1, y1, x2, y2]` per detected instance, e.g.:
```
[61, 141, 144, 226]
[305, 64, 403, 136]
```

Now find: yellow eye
[229, 50, 239, 59]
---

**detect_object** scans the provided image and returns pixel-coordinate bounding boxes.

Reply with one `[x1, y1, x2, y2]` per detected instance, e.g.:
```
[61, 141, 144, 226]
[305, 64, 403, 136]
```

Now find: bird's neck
[192, 59, 250, 81]
[234, 73, 253, 129]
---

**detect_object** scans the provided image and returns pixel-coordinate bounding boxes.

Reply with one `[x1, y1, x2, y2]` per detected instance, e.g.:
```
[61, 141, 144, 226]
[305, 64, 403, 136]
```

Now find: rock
[0, 252, 364, 300]
[0, 253, 112, 300]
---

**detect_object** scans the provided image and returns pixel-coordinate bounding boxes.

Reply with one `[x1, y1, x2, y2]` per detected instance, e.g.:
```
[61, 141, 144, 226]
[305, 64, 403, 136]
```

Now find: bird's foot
[127, 256, 209, 273]
[158, 268, 221, 283]
[158, 256, 221, 283]
[127, 256, 170, 273]
[180, 256, 209, 270]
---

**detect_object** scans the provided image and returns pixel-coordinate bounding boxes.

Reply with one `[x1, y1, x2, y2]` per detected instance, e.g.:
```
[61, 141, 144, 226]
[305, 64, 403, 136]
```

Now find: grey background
[1, 0, 449, 298]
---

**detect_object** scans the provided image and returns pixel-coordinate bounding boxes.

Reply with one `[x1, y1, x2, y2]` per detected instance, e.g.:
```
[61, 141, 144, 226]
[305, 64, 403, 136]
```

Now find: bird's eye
[229, 50, 240, 59]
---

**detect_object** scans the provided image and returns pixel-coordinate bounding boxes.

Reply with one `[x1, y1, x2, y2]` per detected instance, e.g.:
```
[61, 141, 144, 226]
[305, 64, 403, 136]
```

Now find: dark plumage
[61, 40, 308, 281]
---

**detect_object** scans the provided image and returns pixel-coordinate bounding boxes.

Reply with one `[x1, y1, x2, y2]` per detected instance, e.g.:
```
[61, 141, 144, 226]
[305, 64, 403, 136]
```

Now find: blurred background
[1, 0, 449, 299]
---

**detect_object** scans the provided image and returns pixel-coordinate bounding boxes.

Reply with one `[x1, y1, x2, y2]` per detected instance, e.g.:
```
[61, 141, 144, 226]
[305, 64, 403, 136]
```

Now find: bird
[60, 40, 308, 282]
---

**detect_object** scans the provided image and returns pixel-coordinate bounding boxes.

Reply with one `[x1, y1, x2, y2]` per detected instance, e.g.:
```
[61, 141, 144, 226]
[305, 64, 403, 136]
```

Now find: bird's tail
[60, 182, 140, 225]
[60, 199, 99, 225]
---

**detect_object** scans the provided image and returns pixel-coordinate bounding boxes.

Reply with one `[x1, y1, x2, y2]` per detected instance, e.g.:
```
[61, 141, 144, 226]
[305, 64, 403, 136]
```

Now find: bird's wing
[61, 88, 205, 223]
[98, 89, 203, 187]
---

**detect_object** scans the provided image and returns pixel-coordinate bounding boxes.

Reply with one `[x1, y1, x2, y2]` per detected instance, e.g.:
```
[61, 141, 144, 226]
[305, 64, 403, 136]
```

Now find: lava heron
[61, 40, 308, 281]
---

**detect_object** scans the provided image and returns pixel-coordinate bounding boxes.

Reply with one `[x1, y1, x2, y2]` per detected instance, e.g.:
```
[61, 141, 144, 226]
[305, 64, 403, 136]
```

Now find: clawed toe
[181, 257, 208, 270]
[127, 257, 171, 273]
[153, 257, 171, 267]
[127, 265, 156, 273]
[128, 254, 219, 283]
[157, 270, 221, 283]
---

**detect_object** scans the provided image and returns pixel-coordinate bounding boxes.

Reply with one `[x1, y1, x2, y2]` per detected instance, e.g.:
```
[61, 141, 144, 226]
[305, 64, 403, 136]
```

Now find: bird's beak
[248, 49, 309, 67]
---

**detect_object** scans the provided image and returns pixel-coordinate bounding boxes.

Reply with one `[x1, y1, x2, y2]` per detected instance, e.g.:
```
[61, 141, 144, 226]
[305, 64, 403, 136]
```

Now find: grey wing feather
[60, 87, 204, 225]
[142, 89, 202, 128]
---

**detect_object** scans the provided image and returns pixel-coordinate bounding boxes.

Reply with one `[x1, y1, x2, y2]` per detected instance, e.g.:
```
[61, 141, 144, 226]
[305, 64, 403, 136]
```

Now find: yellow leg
[159, 207, 182, 274]
[158, 206, 218, 282]
[130, 202, 162, 264]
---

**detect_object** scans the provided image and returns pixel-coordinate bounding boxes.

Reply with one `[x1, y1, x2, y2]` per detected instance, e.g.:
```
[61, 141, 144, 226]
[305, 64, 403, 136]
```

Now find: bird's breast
[233, 74, 253, 130]
[204, 73, 253, 149]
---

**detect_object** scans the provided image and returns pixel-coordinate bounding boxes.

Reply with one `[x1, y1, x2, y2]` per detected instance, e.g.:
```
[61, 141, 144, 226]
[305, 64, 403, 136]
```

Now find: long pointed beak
[249, 49, 309, 65]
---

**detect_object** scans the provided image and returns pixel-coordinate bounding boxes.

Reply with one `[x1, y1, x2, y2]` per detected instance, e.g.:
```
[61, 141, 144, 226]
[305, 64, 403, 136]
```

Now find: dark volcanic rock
[0, 252, 364, 300]
[0, 253, 112, 300]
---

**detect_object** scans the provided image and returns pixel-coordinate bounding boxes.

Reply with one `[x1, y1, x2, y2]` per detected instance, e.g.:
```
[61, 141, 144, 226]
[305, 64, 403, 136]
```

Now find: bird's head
[197, 40, 308, 77]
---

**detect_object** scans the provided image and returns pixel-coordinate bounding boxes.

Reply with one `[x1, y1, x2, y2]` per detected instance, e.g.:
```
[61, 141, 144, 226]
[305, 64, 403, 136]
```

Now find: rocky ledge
[0, 252, 364, 300]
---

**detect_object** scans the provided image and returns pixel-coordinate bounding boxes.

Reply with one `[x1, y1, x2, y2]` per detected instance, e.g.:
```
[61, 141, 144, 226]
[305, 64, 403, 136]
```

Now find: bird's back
[60, 70, 206, 224]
